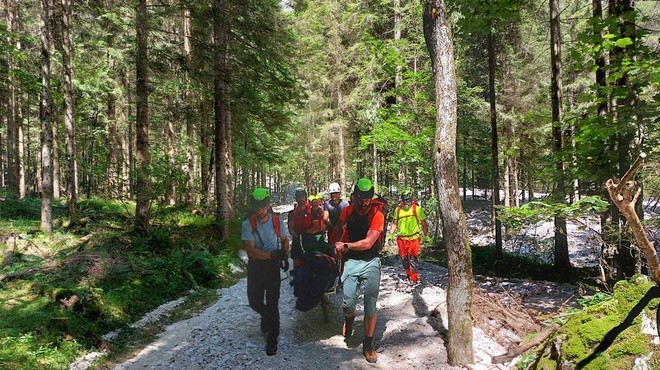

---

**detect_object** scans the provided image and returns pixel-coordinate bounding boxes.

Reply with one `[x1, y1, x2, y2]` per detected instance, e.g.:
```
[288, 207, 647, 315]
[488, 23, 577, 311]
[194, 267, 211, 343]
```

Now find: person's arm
[342, 229, 381, 251]
[390, 209, 398, 235]
[421, 219, 429, 236]
[278, 218, 290, 254]
[322, 210, 330, 229]
[244, 240, 272, 260]
[418, 206, 429, 236]
[288, 211, 298, 239]
[280, 235, 290, 254]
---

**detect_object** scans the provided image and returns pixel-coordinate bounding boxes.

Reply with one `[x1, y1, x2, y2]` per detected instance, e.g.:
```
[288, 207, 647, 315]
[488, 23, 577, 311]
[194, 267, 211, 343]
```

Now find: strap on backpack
[250, 214, 281, 248]
[395, 202, 419, 225]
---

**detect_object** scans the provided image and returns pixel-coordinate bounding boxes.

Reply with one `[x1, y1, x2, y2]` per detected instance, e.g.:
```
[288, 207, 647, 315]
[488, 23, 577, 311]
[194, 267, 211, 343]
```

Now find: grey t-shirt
[241, 214, 288, 252]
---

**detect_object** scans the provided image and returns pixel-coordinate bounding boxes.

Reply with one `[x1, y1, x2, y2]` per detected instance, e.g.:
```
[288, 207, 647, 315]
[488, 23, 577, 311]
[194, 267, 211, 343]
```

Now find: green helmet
[353, 178, 374, 199]
[251, 187, 271, 208]
[401, 189, 412, 203]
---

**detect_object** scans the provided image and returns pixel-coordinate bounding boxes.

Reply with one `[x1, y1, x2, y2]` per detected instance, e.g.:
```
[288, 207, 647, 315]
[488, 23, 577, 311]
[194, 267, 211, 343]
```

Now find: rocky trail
[71, 200, 653, 370]
[75, 256, 579, 370]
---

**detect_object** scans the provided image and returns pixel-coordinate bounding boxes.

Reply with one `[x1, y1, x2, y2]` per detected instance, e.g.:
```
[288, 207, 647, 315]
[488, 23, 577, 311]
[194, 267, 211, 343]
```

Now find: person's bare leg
[364, 314, 376, 337]
[362, 314, 378, 363]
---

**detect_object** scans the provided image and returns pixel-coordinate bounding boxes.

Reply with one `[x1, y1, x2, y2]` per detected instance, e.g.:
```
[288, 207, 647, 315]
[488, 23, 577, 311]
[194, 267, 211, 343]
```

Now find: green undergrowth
[523, 275, 660, 369]
[0, 193, 242, 370]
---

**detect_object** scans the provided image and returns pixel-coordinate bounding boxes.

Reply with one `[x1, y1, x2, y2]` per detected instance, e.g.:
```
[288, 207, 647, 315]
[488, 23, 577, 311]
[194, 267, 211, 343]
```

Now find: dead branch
[604, 153, 660, 284]
[492, 323, 560, 363]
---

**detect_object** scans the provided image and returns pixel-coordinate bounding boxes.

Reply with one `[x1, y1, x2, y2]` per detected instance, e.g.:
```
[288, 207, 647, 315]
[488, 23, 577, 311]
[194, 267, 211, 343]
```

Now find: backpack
[290, 203, 313, 234]
[345, 194, 389, 251]
[249, 214, 281, 246]
[395, 201, 419, 225]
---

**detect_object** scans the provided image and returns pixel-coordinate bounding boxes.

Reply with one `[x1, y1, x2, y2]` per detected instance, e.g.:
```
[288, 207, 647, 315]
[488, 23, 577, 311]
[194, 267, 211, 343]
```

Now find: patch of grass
[94, 288, 221, 369]
[0, 195, 240, 370]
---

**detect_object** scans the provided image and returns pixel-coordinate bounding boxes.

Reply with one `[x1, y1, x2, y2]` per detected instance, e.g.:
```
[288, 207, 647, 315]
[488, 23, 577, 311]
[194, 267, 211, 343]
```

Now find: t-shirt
[324, 199, 349, 227]
[339, 206, 385, 234]
[241, 214, 288, 252]
[394, 203, 425, 240]
[339, 205, 385, 260]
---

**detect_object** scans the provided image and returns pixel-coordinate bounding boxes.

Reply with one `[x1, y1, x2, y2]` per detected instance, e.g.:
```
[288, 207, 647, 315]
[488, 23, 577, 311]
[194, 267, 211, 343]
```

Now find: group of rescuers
[241, 178, 429, 362]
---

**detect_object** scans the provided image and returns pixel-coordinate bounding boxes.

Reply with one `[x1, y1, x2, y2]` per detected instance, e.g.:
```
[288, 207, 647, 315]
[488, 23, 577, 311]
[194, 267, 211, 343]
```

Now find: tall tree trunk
[52, 111, 60, 198]
[394, 0, 402, 106]
[5, 0, 17, 193]
[16, 92, 25, 198]
[338, 125, 346, 191]
[135, 0, 151, 233]
[423, 0, 474, 365]
[213, 0, 230, 239]
[487, 29, 503, 259]
[183, 7, 194, 206]
[166, 118, 176, 206]
[121, 68, 132, 197]
[200, 99, 211, 207]
[107, 91, 119, 196]
[611, 0, 637, 278]
[224, 98, 234, 214]
[550, 0, 570, 269]
[39, 0, 53, 233]
[61, 0, 76, 215]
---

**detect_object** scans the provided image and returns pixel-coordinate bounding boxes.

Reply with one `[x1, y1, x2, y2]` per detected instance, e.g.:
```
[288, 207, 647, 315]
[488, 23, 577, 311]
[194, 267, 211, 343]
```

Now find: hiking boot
[362, 348, 377, 363]
[266, 340, 278, 356]
[260, 317, 268, 334]
[342, 316, 354, 339]
[362, 337, 377, 363]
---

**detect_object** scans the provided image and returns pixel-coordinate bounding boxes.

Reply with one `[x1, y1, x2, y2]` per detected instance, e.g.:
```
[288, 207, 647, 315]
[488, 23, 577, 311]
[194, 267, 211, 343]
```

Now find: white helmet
[328, 182, 342, 193]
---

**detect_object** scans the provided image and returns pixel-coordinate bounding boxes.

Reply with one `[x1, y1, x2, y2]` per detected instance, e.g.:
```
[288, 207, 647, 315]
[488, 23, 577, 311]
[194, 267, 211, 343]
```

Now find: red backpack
[249, 214, 281, 238]
[291, 203, 312, 234]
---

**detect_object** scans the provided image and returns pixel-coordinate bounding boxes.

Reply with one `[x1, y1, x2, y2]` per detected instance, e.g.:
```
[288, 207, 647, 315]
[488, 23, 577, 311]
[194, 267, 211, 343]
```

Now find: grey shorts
[341, 257, 381, 316]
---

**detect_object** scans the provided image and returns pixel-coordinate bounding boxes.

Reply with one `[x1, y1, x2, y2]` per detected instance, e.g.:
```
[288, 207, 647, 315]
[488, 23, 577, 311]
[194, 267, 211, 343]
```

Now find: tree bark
[183, 7, 194, 206]
[39, 0, 53, 233]
[423, 0, 474, 365]
[107, 91, 119, 196]
[166, 118, 177, 206]
[605, 153, 659, 284]
[135, 0, 151, 233]
[61, 0, 77, 217]
[550, 0, 570, 269]
[487, 30, 503, 259]
[5, 0, 17, 194]
[51, 110, 60, 198]
[121, 68, 132, 198]
[213, 0, 230, 240]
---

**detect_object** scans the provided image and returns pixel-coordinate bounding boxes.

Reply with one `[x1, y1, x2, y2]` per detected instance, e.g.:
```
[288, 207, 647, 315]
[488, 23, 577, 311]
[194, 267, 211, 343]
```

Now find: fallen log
[492, 323, 559, 363]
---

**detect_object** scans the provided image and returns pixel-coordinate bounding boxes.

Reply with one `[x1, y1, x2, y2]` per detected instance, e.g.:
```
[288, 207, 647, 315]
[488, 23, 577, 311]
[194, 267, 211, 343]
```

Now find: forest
[0, 0, 659, 369]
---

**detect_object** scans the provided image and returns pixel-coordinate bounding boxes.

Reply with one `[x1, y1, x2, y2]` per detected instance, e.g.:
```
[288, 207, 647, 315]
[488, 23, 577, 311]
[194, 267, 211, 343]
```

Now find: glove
[271, 249, 287, 261]
[386, 233, 395, 242]
[271, 250, 289, 271]
[422, 235, 432, 245]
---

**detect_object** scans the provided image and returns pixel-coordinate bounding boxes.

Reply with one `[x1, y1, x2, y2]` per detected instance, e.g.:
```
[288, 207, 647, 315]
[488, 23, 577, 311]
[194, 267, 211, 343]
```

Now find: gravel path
[103, 259, 512, 370]
[71, 199, 629, 370]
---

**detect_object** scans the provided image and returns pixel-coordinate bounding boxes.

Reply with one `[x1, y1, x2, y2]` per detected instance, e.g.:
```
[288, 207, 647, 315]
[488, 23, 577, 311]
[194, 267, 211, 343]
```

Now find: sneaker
[342, 316, 354, 339]
[260, 317, 268, 334]
[362, 348, 377, 363]
[266, 341, 278, 356]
